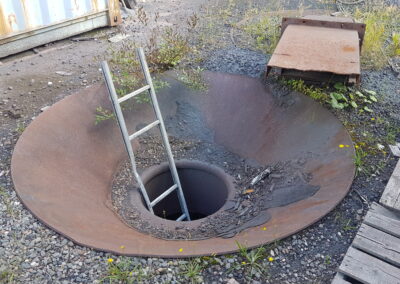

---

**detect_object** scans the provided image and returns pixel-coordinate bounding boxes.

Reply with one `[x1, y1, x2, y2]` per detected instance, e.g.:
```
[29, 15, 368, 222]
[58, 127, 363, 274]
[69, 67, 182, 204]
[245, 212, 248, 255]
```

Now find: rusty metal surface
[281, 16, 366, 46]
[268, 24, 361, 76]
[11, 72, 355, 257]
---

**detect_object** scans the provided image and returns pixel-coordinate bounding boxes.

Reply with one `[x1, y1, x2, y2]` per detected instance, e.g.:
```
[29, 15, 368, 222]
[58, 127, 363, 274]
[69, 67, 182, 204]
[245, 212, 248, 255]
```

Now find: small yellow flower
[371, 118, 375, 121]
[345, 145, 350, 148]
[107, 258, 114, 263]
[355, 145, 359, 149]
[179, 248, 183, 252]
[262, 227, 267, 231]
[242, 261, 246, 265]
[120, 245, 125, 249]
[268, 257, 274, 262]
[339, 144, 345, 148]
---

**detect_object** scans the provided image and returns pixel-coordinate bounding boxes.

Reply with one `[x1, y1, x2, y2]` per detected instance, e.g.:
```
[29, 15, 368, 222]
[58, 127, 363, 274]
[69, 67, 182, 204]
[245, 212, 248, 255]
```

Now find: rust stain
[342, 45, 355, 52]
[0, 3, 10, 36]
[107, 0, 121, 26]
[20, 0, 33, 30]
[8, 14, 17, 32]
[92, 0, 99, 11]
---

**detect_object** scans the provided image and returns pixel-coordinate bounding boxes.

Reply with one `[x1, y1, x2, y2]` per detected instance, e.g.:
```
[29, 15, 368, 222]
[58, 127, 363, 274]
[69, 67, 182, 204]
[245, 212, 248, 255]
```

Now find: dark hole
[342, 275, 363, 284]
[142, 164, 229, 221]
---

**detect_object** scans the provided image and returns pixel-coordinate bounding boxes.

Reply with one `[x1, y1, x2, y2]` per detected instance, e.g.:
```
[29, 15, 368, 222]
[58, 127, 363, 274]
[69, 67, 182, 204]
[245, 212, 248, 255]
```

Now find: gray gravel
[202, 47, 269, 78]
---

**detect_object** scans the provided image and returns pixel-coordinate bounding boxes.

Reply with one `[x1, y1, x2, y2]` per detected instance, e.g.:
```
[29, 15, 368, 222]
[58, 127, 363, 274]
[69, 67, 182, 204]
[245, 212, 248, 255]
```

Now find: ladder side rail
[136, 48, 191, 221]
[101, 61, 154, 213]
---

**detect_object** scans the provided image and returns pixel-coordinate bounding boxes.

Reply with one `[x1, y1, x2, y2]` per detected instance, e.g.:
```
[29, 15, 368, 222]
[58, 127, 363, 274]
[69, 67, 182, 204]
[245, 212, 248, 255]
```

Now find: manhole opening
[142, 162, 229, 221]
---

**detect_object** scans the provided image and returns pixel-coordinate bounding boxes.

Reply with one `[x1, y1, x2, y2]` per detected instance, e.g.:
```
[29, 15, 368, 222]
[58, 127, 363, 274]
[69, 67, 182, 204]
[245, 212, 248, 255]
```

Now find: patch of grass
[146, 28, 191, 71]
[0, 186, 16, 218]
[284, 79, 329, 102]
[235, 241, 268, 277]
[101, 257, 149, 284]
[177, 67, 208, 91]
[342, 219, 357, 232]
[283, 79, 379, 112]
[94, 107, 115, 125]
[237, 9, 281, 53]
[200, 255, 221, 266]
[334, 213, 357, 232]
[153, 79, 170, 92]
[15, 123, 25, 135]
[354, 6, 400, 69]
[0, 269, 16, 284]
[353, 146, 368, 175]
[388, 32, 400, 57]
[384, 124, 400, 145]
[180, 258, 205, 284]
[324, 255, 331, 265]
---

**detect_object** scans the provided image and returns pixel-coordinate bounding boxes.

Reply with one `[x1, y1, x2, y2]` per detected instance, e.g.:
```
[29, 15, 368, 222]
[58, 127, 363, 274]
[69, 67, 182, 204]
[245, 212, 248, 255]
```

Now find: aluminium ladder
[101, 47, 191, 221]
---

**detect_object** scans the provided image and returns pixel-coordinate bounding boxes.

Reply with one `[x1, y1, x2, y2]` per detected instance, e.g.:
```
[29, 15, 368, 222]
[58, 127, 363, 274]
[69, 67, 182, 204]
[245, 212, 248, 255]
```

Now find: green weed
[384, 124, 400, 145]
[284, 79, 379, 112]
[177, 67, 208, 91]
[0, 186, 16, 218]
[15, 123, 25, 135]
[0, 269, 16, 284]
[354, 147, 368, 175]
[354, 6, 400, 69]
[334, 213, 356, 232]
[324, 255, 331, 265]
[237, 9, 281, 53]
[283, 79, 330, 102]
[180, 258, 205, 284]
[235, 241, 268, 277]
[94, 107, 115, 125]
[101, 257, 149, 284]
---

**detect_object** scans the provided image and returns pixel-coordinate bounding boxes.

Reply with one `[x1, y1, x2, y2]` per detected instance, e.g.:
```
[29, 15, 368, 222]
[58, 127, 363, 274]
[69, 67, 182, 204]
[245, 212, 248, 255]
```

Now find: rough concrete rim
[11, 72, 355, 257]
[129, 159, 236, 228]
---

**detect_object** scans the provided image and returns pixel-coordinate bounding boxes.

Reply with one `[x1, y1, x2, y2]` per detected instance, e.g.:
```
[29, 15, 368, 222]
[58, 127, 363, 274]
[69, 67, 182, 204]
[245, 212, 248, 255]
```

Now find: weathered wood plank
[338, 247, 400, 284]
[370, 202, 400, 220]
[352, 224, 400, 266]
[332, 273, 352, 284]
[380, 160, 400, 210]
[364, 211, 400, 238]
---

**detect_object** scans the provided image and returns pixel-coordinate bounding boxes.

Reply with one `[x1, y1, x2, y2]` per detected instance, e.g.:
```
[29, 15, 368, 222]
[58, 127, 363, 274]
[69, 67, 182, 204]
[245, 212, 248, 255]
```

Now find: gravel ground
[1, 0, 400, 283]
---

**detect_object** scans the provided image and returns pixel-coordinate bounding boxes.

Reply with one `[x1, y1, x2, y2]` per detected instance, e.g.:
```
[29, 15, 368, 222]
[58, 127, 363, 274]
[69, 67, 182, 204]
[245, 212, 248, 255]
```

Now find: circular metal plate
[11, 72, 355, 257]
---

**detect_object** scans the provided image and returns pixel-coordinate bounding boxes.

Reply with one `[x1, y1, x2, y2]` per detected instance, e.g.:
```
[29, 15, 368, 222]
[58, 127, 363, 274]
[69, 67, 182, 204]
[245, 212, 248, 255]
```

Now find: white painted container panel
[0, 0, 110, 37]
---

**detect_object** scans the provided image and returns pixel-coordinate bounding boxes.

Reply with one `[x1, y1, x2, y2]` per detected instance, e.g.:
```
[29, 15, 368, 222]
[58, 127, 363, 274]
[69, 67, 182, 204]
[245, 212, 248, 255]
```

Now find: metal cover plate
[267, 24, 361, 76]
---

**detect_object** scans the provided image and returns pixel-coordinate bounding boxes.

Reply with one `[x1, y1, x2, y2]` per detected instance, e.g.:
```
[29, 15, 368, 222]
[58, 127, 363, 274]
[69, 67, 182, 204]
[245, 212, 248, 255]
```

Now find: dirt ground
[1, 0, 400, 283]
[0, 0, 208, 132]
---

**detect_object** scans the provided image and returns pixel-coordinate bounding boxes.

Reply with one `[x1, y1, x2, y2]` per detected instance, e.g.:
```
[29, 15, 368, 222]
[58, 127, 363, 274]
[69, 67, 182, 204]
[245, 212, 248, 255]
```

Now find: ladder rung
[176, 214, 186, 221]
[150, 184, 178, 207]
[129, 120, 160, 140]
[118, 85, 150, 104]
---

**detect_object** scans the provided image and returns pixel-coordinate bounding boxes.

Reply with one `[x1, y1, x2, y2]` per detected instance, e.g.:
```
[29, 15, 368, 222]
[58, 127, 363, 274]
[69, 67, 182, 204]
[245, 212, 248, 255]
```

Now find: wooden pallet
[333, 202, 400, 284]
[380, 160, 400, 210]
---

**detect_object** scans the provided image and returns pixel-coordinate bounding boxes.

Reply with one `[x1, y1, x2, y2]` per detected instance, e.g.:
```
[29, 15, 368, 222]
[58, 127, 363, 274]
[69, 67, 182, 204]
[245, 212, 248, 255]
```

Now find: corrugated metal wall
[0, 0, 109, 37]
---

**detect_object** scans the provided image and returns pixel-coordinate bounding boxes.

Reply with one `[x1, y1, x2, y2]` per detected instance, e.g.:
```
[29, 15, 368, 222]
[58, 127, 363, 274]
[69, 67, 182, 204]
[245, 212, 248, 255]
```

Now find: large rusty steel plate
[11, 72, 355, 257]
[267, 24, 361, 79]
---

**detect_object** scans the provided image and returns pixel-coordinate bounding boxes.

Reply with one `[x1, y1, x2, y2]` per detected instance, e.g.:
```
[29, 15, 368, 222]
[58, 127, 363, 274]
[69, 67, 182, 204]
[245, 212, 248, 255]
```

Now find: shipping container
[0, 0, 121, 58]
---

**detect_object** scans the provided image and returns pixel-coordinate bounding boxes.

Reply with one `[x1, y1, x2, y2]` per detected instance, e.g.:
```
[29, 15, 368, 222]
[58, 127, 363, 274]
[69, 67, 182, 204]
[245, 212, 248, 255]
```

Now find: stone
[389, 144, 400, 157]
